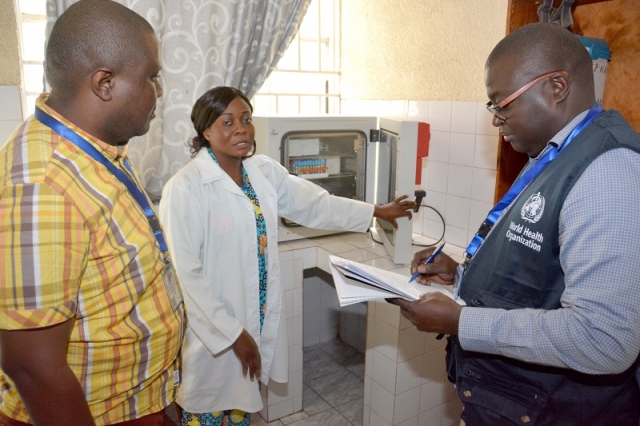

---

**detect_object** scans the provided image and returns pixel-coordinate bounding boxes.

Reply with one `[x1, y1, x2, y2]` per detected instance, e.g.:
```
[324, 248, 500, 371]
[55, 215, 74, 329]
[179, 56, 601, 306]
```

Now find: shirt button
[462, 390, 471, 398]
[521, 415, 531, 423]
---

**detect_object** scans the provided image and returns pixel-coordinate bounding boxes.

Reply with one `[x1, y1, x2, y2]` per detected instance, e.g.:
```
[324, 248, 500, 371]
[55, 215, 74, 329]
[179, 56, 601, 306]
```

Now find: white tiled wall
[260, 248, 307, 421]
[0, 85, 24, 146]
[339, 301, 367, 353]
[302, 271, 341, 347]
[341, 99, 499, 248]
[273, 236, 466, 425]
[302, 266, 367, 353]
[363, 300, 463, 426]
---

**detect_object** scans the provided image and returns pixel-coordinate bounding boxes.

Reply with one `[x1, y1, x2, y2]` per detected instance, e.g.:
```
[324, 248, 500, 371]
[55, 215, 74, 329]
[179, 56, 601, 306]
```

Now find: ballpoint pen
[408, 242, 445, 283]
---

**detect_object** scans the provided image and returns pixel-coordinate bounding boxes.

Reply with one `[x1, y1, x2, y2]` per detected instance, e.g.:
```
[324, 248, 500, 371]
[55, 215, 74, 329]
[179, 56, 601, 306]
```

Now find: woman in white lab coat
[159, 87, 415, 426]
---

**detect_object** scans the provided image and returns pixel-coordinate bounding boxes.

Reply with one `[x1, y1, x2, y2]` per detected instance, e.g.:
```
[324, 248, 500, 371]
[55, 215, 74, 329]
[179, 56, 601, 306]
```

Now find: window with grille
[17, 0, 47, 118]
[253, 0, 341, 115]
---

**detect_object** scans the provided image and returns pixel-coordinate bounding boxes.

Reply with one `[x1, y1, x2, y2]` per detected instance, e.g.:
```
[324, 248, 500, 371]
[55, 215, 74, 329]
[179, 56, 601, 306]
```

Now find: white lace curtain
[45, 0, 311, 197]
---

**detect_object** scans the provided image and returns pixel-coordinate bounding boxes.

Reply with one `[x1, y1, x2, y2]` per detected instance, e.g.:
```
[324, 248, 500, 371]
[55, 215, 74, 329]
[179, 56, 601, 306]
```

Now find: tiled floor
[255, 338, 364, 426]
[165, 337, 364, 426]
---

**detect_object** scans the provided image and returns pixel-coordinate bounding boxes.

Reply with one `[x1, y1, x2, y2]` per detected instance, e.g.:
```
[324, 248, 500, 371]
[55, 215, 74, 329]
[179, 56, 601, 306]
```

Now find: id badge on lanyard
[452, 258, 469, 300]
[162, 254, 183, 311]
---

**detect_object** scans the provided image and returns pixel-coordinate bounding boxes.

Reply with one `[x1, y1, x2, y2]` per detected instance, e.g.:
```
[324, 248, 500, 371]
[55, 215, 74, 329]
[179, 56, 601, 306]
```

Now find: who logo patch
[521, 192, 545, 223]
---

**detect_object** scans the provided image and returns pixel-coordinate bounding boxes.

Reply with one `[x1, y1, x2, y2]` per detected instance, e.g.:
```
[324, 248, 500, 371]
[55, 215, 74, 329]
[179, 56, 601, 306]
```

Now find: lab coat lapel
[193, 149, 247, 198]
[243, 156, 277, 200]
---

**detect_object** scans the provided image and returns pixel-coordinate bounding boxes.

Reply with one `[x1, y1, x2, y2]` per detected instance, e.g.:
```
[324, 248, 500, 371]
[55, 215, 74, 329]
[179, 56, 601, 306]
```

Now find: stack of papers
[329, 255, 465, 307]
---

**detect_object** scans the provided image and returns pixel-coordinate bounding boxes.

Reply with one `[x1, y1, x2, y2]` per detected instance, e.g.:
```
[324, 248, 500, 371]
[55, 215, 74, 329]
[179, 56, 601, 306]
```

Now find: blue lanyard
[34, 106, 168, 253]
[465, 103, 603, 258]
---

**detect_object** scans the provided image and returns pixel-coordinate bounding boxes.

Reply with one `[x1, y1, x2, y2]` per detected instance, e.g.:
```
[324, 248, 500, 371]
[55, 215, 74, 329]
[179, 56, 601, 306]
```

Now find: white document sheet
[329, 255, 465, 307]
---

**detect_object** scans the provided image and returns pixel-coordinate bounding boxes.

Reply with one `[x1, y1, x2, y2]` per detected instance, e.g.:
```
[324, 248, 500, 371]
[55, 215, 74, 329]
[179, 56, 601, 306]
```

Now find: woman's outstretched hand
[373, 195, 416, 229]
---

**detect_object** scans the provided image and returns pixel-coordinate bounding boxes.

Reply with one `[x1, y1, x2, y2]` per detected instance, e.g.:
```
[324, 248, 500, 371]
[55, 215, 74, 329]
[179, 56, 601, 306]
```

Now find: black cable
[368, 204, 446, 247]
[411, 204, 445, 247]
[368, 227, 383, 245]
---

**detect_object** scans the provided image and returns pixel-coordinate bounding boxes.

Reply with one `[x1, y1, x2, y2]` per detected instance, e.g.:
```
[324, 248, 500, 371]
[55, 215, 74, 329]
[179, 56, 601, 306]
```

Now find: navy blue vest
[448, 110, 640, 425]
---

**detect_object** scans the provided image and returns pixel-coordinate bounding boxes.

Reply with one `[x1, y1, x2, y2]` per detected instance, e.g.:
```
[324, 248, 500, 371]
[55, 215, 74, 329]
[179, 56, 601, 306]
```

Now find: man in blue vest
[391, 23, 640, 425]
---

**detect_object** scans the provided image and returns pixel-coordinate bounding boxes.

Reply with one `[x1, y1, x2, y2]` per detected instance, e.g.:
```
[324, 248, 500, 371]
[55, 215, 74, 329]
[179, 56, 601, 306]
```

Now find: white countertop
[278, 231, 466, 277]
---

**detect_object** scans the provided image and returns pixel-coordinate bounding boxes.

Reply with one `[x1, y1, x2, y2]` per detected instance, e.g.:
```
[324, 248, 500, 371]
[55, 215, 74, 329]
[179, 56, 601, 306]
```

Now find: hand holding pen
[407, 242, 446, 340]
[408, 243, 445, 283]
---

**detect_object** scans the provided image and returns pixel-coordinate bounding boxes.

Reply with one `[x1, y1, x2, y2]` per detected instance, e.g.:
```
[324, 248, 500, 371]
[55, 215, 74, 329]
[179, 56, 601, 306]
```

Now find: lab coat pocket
[458, 368, 548, 425]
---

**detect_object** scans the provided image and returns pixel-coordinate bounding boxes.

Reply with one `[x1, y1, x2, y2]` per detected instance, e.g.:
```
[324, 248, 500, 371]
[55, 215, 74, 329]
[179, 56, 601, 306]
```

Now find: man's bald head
[486, 23, 594, 97]
[45, 0, 155, 97]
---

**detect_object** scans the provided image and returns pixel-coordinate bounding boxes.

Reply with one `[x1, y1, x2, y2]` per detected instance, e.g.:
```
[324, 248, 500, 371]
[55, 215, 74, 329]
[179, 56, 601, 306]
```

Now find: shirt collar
[36, 93, 127, 161]
[532, 109, 591, 161]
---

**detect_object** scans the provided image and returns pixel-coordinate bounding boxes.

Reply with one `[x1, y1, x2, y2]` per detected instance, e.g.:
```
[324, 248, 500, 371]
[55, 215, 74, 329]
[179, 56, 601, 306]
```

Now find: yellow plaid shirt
[0, 95, 185, 424]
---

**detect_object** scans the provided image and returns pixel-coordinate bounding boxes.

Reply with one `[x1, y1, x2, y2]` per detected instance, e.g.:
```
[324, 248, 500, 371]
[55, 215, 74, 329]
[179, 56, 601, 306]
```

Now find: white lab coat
[158, 151, 374, 413]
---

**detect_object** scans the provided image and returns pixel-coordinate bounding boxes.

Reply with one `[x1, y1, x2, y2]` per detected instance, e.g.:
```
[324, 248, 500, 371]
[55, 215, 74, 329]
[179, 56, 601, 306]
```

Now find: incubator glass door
[281, 130, 367, 201]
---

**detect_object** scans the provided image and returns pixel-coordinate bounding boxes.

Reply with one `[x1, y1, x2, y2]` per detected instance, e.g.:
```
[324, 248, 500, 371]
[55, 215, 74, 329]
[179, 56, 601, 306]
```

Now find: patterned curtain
[45, 0, 311, 197]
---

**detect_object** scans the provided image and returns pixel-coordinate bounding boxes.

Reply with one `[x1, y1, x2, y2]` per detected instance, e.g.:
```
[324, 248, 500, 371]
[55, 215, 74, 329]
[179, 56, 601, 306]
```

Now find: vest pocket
[445, 336, 456, 384]
[458, 368, 547, 425]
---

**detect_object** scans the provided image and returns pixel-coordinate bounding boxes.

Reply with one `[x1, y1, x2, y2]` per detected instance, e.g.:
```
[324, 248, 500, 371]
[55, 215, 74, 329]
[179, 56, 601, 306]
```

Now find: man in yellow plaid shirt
[0, 1, 185, 425]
